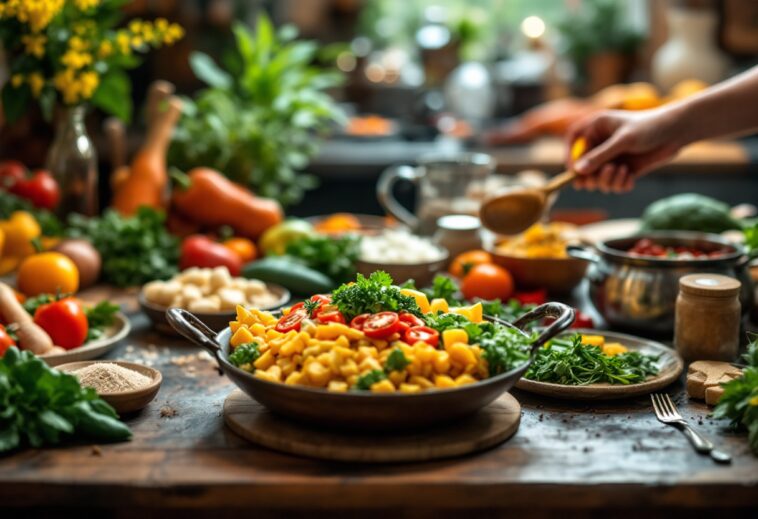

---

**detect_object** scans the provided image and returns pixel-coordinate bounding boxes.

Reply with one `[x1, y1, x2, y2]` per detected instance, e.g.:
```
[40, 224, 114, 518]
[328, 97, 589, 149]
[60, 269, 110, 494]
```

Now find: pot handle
[166, 308, 221, 360]
[377, 164, 421, 229]
[567, 244, 602, 264]
[512, 302, 576, 355]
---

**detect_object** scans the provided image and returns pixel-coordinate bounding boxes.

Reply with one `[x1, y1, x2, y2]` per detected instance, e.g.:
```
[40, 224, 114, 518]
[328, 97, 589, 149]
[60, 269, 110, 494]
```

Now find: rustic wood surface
[223, 389, 521, 463]
[1, 287, 757, 514]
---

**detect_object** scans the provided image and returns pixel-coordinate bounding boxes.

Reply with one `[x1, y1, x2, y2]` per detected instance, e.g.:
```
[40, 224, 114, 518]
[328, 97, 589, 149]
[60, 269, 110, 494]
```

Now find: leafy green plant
[713, 337, 758, 455]
[169, 15, 344, 206]
[0, 347, 131, 452]
[284, 235, 360, 284]
[332, 271, 421, 320]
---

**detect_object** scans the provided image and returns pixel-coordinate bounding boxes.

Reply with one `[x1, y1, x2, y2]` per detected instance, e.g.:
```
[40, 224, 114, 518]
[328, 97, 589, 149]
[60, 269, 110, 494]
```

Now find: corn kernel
[455, 374, 477, 386]
[230, 326, 255, 347]
[409, 375, 434, 388]
[442, 328, 468, 346]
[254, 350, 275, 370]
[370, 379, 396, 393]
[399, 383, 421, 393]
[328, 380, 348, 392]
[306, 361, 331, 387]
[435, 375, 456, 388]
[448, 343, 477, 366]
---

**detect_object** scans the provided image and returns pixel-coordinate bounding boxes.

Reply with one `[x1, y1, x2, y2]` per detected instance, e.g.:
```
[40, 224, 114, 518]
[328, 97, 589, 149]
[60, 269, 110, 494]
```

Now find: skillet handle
[512, 302, 575, 355]
[166, 307, 222, 360]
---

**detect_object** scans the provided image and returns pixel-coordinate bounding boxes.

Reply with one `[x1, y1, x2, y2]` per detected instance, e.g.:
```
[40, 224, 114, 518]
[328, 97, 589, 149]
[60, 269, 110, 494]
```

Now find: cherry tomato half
[275, 308, 307, 333]
[317, 309, 346, 324]
[362, 312, 400, 339]
[404, 326, 440, 347]
[350, 313, 370, 330]
[0, 324, 16, 357]
[398, 311, 424, 333]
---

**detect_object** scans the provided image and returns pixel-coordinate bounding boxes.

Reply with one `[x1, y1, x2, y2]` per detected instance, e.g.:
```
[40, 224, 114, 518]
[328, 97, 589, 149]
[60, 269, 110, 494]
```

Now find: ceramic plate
[41, 313, 131, 367]
[514, 329, 683, 400]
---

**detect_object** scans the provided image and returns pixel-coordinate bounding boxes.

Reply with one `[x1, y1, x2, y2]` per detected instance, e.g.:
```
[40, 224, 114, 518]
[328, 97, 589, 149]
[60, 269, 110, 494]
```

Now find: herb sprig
[332, 271, 420, 320]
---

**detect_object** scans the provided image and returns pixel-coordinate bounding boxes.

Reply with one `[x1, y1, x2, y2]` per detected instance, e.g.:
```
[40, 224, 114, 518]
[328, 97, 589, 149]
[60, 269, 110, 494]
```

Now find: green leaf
[1, 83, 31, 124]
[0, 425, 20, 452]
[91, 69, 132, 122]
[189, 52, 232, 89]
[39, 409, 74, 434]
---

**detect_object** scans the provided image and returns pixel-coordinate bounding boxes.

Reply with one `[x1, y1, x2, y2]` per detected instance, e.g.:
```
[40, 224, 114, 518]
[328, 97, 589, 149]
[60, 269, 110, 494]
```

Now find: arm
[567, 66, 758, 192]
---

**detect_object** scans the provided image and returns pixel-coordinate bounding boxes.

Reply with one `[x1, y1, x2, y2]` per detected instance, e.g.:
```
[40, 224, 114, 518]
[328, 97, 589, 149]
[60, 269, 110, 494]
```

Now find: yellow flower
[750, 395, 758, 406]
[164, 24, 184, 44]
[128, 20, 143, 34]
[131, 35, 144, 48]
[28, 73, 44, 97]
[79, 71, 99, 98]
[10, 74, 24, 88]
[8, 0, 65, 32]
[155, 18, 169, 32]
[97, 40, 113, 58]
[74, 0, 99, 10]
[54, 68, 80, 104]
[115, 31, 131, 55]
[61, 49, 93, 69]
[69, 36, 89, 51]
[21, 34, 47, 58]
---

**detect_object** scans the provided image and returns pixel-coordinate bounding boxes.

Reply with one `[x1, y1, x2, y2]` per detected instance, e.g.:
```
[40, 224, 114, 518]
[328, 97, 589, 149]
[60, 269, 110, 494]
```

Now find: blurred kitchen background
[2, 0, 757, 223]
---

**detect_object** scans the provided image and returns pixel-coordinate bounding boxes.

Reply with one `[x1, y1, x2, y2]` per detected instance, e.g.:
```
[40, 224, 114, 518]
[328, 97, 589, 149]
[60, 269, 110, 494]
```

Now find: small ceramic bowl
[57, 360, 162, 414]
[488, 247, 588, 295]
[139, 282, 290, 336]
[355, 249, 449, 287]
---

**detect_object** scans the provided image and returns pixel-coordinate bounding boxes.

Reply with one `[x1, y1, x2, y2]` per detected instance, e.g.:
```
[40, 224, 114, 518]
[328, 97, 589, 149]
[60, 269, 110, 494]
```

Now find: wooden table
[1, 294, 757, 517]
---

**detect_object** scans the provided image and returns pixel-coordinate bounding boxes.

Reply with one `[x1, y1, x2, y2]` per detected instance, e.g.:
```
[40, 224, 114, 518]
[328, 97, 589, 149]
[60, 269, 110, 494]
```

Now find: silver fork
[651, 393, 731, 464]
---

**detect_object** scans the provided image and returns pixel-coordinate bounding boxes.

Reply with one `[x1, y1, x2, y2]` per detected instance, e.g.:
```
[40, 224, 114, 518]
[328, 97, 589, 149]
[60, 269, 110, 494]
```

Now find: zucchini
[641, 193, 741, 234]
[243, 257, 335, 295]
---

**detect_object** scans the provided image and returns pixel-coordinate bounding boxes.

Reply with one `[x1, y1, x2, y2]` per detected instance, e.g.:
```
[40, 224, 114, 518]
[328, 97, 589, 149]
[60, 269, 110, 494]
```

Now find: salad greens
[285, 235, 360, 284]
[525, 336, 659, 385]
[0, 347, 131, 452]
[713, 337, 758, 455]
[332, 271, 421, 320]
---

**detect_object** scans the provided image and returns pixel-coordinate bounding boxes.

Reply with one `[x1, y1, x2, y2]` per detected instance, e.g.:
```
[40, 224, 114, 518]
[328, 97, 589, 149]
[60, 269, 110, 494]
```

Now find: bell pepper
[180, 234, 242, 276]
[10, 170, 60, 210]
[0, 211, 41, 271]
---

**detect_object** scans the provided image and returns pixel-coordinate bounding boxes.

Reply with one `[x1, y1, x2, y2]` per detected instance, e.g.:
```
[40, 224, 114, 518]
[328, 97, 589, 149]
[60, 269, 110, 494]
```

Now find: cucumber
[243, 257, 335, 295]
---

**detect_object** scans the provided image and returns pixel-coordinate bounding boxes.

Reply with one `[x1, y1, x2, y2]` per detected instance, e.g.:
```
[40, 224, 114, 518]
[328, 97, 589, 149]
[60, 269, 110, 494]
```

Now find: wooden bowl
[488, 247, 588, 295]
[57, 361, 162, 414]
[139, 283, 290, 336]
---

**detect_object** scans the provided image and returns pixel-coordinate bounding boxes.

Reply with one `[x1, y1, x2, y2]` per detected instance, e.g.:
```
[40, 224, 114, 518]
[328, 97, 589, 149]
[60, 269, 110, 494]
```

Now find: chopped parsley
[384, 348, 410, 372]
[332, 271, 420, 320]
[229, 342, 261, 369]
[355, 369, 387, 390]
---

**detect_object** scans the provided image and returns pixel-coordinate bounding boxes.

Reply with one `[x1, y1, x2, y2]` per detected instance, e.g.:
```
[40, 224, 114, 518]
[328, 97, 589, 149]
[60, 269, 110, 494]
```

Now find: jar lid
[436, 214, 481, 231]
[679, 274, 741, 297]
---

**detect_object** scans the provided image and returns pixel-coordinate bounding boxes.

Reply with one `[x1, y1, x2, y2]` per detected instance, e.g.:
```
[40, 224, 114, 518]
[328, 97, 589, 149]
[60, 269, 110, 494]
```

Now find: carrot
[0, 282, 59, 355]
[171, 168, 283, 240]
[112, 96, 183, 216]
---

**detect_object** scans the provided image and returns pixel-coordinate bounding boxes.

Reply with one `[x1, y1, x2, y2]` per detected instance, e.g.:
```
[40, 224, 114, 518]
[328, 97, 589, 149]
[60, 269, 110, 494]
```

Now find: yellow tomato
[223, 237, 257, 263]
[17, 252, 79, 297]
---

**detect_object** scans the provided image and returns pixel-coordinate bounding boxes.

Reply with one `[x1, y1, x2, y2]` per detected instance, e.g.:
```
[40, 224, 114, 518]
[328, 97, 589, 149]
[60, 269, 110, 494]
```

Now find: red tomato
[10, 170, 60, 210]
[571, 311, 594, 329]
[0, 324, 16, 356]
[309, 294, 333, 316]
[404, 326, 439, 347]
[317, 310, 346, 324]
[0, 160, 27, 189]
[275, 308, 307, 333]
[513, 289, 547, 306]
[461, 263, 514, 301]
[398, 311, 424, 333]
[33, 298, 88, 350]
[362, 312, 400, 339]
[180, 235, 242, 276]
[350, 313, 370, 330]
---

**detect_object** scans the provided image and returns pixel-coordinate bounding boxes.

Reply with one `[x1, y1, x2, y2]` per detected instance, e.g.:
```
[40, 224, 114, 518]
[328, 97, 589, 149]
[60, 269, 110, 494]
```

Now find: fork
[651, 393, 731, 464]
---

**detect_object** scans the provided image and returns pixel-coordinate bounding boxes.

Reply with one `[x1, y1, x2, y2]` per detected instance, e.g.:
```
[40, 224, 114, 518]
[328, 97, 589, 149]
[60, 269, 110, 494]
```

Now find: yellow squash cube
[442, 328, 468, 346]
[400, 288, 430, 314]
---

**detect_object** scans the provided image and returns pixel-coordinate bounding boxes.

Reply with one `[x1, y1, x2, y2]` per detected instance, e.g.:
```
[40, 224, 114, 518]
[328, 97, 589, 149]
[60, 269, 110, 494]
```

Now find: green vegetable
[284, 235, 360, 284]
[641, 193, 741, 234]
[332, 271, 420, 320]
[743, 222, 758, 260]
[525, 335, 659, 385]
[384, 348, 410, 373]
[0, 191, 63, 236]
[0, 347, 131, 452]
[229, 342, 261, 371]
[421, 275, 460, 304]
[243, 256, 335, 295]
[713, 338, 758, 455]
[84, 301, 120, 342]
[66, 207, 179, 287]
[355, 369, 387, 391]
[169, 15, 344, 206]
[22, 293, 56, 315]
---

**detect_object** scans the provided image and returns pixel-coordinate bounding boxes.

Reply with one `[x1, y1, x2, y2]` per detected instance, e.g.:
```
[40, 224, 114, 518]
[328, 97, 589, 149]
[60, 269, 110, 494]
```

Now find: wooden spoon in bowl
[479, 170, 577, 235]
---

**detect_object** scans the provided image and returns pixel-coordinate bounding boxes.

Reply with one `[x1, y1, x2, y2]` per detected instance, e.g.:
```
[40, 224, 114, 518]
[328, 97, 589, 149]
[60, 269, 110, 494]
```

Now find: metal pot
[568, 231, 754, 336]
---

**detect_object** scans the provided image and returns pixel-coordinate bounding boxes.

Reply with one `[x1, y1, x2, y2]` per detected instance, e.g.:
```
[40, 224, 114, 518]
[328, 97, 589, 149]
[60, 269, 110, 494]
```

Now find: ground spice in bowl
[72, 363, 153, 394]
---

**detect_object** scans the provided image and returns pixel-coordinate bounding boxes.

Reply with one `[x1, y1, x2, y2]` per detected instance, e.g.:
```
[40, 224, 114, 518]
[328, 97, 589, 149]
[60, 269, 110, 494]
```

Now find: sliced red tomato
[350, 313, 370, 330]
[397, 311, 424, 333]
[317, 310, 346, 324]
[404, 326, 439, 347]
[275, 308, 307, 333]
[308, 294, 332, 316]
[362, 312, 400, 339]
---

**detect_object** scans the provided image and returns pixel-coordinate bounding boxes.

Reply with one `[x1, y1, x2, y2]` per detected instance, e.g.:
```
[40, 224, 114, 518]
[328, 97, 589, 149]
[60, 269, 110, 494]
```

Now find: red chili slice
[404, 326, 439, 347]
[317, 310, 346, 324]
[350, 313, 370, 330]
[275, 308, 307, 333]
[362, 312, 400, 339]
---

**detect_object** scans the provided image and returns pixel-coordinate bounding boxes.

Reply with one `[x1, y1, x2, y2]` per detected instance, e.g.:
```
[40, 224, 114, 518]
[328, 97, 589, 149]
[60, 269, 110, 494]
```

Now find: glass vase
[45, 105, 99, 217]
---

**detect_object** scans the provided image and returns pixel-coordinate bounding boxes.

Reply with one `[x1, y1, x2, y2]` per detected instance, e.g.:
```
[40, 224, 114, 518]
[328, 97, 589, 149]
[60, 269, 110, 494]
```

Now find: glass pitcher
[377, 152, 495, 235]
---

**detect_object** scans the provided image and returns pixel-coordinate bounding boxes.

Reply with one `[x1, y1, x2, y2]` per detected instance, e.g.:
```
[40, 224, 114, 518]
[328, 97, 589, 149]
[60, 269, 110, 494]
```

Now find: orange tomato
[449, 250, 492, 278]
[461, 263, 514, 301]
[223, 237, 257, 263]
[17, 252, 79, 297]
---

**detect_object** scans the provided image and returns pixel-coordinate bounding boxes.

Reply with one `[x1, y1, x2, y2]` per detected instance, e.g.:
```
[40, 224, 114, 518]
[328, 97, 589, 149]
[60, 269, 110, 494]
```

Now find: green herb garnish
[84, 301, 120, 342]
[355, 369, 387, 390]
[22, 293, 56, 316]
[285, 235, 360, 284]
[0, 347, 131, 452]
[229, 342, 261, 370]
[384, 348, 410, 373]
[525, 335, 659, 385]
[713, 337, 758, 455]
[332, 271, 420, 320]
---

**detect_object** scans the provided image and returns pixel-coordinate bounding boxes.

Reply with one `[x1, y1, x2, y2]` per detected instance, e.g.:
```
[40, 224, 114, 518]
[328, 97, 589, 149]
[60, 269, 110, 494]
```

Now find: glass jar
[674, 274, 741, 362]
[45, 105, 98, 217]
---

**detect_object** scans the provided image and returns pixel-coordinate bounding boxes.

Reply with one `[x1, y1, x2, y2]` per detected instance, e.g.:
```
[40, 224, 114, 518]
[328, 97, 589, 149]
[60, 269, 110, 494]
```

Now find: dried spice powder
[73, 363, 151, 393]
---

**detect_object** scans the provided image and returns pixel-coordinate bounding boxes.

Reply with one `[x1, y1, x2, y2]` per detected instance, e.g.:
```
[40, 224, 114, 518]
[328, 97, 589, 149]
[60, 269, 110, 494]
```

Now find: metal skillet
[167, 303, 574, 431]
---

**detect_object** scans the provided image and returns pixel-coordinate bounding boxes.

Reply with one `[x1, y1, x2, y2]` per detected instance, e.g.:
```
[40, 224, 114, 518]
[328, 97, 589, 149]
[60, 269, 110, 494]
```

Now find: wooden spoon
[479, 170, 577, 235]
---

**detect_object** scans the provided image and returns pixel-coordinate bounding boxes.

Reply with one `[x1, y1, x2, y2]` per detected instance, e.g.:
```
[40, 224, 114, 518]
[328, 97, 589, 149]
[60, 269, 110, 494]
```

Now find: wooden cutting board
[224, 389, 521, 463]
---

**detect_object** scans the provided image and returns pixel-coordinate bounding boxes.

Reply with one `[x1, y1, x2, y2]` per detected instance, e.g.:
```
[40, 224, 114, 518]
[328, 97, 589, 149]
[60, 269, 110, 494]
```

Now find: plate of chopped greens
[514, 329, 683, 400]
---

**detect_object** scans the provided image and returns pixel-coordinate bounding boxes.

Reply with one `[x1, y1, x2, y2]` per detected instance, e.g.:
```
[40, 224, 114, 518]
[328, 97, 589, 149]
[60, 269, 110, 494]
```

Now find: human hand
[566, 107, 687, 193]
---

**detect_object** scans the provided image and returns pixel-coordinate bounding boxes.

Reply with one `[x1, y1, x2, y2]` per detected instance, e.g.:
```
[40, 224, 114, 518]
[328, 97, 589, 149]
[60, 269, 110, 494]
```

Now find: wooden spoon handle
[544, 170, 577, 194]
